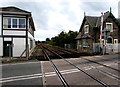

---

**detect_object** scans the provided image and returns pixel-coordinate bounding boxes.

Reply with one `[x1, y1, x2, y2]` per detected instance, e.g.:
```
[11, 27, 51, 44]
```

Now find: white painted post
[100, 12, 103, 54]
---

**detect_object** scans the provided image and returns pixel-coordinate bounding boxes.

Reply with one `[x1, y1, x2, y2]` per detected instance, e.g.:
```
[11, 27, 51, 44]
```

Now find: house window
[84, 25, 89, 34]
[3, 17, 11, 28]
[3, 17, 26, 29]
[107, 37, 113, 44]
[114, 39, 118, 44]
[102, 39, 104, 44]
[82, 39, 88, 47]
[106, 23, 113, 32]
[19, 19, 26, 28]
[12, 18, 17, 28]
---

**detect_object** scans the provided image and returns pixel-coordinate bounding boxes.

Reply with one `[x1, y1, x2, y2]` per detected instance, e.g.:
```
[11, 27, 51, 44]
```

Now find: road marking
[41, 61, 47, 86]
[1, 75, 42, 83]
[0, 69, 79, 83]
[0, 73, 43, 81]
[0, 63, 118, 83]
[96, 68, 120, 81]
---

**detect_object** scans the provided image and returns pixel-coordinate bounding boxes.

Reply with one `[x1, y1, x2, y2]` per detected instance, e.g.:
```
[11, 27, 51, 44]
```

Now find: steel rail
[43, 46, 111, 87]
[45, 44, 78, 53]
[95, 68, 120, 81]
[48, 46, 72, 54]
[77, 60, 120, 81]
[81, 58, 120, 72]
[40, 45, 69, 87]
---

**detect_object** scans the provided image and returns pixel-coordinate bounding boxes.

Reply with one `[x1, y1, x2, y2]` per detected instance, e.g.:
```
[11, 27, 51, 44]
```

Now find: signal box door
[3, 41, 12, 57]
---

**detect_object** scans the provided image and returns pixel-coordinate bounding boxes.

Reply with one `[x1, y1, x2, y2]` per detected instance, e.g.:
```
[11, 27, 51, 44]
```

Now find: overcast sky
[0, 0, 119, 41]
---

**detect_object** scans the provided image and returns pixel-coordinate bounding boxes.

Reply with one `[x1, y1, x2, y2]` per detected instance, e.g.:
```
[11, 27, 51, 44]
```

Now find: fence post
[26, 44, 29, 60]
[9, 45, 12, 59]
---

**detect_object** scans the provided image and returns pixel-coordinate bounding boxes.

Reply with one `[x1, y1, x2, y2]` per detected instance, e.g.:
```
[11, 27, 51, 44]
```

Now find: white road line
[0, 68, 79, 83]
[41, 61, 47, 86]
[1, 75, 42, 83]
[96, 68, 119, 81]
[0, 63, 118, 83]
[0, 73, 42, 81]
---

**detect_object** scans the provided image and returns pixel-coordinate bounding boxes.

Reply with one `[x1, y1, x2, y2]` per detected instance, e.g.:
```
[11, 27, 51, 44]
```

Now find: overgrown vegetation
[44, 30, 78, 48]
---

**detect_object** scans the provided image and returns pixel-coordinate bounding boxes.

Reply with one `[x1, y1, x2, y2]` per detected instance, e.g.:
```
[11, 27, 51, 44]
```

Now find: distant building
[0, 6, 36, 58]
[76, 10, 120, 54]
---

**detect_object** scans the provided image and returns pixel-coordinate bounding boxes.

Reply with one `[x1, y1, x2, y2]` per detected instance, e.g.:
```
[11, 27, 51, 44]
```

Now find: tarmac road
[0, 54, 119, 86]
[42, 54, 119, 86]
[1, 61, 43, 86]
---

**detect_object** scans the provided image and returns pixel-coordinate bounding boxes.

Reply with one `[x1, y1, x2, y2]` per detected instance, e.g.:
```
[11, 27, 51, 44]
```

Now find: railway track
[81, 57, 120, 72]
[41, 44, 119, 72]
[40, 44, 119, 87]
[40, 44, 80, 58]
[40, 45, 69, 86]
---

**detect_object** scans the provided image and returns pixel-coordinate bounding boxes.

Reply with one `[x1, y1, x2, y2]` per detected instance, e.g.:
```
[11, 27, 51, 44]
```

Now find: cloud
[35, 29, 62, 41]
[81, 2, 108, 12]
[81, 1, 119, 17]
[0, 0, 119, 41]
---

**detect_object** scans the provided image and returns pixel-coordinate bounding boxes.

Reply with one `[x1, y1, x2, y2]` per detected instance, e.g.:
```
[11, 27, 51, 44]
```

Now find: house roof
[76, 11, 119, 39]
[86, 11, 110, 28]
[76, 33, 92, 39]
[81, 34, 92, 39]
[0, 6, 31, 15]
[75, 32, 81, 39]
[86, 16, 99, 27]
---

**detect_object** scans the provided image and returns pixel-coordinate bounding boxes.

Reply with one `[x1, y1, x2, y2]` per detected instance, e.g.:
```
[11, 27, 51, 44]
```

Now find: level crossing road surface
[0, 54, 119, 86]
[42, 54, 119, 86]
[1, 61, 43, 86]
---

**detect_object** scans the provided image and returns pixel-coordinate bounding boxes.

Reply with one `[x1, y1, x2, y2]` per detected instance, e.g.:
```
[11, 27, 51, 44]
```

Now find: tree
[45, 30, 79, 47]
[46, 38, 50, 41]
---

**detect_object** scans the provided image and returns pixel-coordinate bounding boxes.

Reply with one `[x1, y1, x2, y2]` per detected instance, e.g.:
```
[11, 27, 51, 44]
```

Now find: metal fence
[93, 43, 120, 54]
[93, 43, 101, 54]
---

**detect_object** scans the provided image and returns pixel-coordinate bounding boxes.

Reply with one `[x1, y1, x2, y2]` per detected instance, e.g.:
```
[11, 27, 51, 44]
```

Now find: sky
[0, 0, 119, 41]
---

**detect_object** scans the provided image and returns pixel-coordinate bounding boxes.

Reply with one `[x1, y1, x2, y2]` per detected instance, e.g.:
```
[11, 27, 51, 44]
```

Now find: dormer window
[84, 25, 89, 34]
[106, 23, 113, 32]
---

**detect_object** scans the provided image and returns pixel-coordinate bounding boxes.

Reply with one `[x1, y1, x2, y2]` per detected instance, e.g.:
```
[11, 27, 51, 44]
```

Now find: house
[76, 10, 120, 54]
[0, 6, 36, 58]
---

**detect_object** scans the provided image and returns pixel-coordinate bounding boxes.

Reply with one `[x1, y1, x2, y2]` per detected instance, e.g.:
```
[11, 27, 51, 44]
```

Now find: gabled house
[0, 6, 36, 58]
[76, 10, 120, 54]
